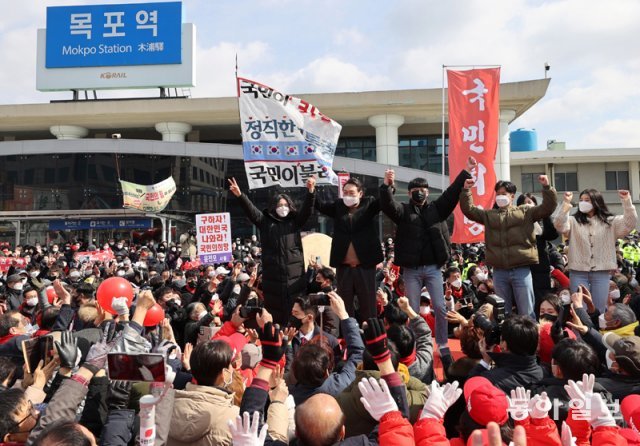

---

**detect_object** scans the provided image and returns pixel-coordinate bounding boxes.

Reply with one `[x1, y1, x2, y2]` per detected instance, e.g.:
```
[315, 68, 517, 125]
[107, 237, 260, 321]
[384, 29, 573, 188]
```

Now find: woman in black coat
[228, 177, 315, 324]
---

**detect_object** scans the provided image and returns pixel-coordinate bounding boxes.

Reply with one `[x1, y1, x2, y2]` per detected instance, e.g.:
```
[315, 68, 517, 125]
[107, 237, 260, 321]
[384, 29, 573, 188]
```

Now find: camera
[308, 292, 330, 306]
[473, 294, 505, 347]
[239, 306, 263, 319]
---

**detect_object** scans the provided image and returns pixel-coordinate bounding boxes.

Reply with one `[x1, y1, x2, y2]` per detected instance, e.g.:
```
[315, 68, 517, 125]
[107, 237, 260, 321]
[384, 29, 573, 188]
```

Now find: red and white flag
[447, 68, 501, 243]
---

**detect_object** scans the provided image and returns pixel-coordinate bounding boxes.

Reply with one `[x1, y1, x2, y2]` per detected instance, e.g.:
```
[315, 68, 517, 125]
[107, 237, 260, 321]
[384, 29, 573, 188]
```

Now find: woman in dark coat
[228, 177, 315, 324]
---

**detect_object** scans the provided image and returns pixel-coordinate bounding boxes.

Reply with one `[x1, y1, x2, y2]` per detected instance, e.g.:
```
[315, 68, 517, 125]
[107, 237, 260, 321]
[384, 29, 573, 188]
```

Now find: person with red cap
[620, 394, 640, 445]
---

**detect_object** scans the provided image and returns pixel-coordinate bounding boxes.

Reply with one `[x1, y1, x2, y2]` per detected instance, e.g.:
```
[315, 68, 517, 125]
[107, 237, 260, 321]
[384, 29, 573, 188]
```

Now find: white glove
[529, 392, 552, 419]
[420, 380, 462, 420]
[564, 379, 615, 428]
[358, 377, 398, 421]
[111, 296, 130, 316]
[508, 387, 530, 421]
[561, 421, 577, 446]
[228, 412, 268, 446]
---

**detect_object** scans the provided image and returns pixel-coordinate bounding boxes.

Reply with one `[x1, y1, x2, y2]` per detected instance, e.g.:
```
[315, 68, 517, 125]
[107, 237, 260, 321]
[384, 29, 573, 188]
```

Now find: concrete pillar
[368, 114, 404, 166]
[496, 110, 516, 181]
[155, 122, 192, 142]
[49, 125, 88, 140]
[629, 161, 640, 202]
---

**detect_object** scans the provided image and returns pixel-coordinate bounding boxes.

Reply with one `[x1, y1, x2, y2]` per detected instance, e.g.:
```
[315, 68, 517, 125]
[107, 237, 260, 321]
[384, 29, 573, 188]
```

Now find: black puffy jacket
[237, 191, 314, 311]
[380, 169, 471, 268]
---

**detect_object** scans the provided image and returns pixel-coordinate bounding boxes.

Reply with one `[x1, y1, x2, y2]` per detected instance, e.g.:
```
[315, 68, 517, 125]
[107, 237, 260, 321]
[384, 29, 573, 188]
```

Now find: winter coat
[379, 169, 471, 268]
[469, 351, 545, 394]
[459, 186, 557, 269]
[237, 191, 314, 315]
[406, 316, 435, 383]
[315, 196, 383, 268]
[168, 383, 239, 446]
[554, 195, 637, 272]
[336, 369, 428, 437]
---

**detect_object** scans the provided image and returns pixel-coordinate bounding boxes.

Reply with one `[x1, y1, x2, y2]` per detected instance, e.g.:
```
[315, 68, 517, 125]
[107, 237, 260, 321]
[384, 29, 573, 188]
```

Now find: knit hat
[463, 376, 509, 426]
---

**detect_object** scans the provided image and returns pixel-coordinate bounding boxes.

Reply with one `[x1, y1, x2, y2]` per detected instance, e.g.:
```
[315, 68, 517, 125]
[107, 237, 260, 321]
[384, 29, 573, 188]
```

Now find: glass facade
[0, 153, 396, 248]
[334, 137, 376, 161]
[398, 136, 450, 174]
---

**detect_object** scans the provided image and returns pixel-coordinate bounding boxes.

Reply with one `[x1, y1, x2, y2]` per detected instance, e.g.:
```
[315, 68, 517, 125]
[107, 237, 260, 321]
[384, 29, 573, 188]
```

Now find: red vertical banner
[448, 68, 501, 243]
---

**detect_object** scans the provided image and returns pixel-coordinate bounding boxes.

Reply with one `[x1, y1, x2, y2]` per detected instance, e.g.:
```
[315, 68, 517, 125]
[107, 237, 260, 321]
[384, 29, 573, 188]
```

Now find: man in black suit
[316, 178, 382, 321]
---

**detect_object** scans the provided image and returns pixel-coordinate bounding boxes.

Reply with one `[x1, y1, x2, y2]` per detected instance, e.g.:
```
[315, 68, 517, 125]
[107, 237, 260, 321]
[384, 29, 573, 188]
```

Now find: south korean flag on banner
[237, 77, 342, 190]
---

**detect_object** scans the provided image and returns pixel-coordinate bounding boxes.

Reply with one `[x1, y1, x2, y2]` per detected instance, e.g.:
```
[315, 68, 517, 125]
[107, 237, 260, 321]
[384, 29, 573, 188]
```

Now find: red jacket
[413, 417, 451, 446]
[378, 410, 416, 446]
[566, 408, 630, 446]
[515, 416, 562, 446]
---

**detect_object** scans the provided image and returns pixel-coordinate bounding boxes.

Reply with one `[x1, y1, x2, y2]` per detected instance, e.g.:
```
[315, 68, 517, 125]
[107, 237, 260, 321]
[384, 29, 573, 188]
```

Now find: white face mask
[11, 283, 24, 291]
[419, 305, 430, 315]
[609, 289, 621, 300]
[116, 270, 126, 277]
[578, 201, 593, 213]
[495, 195, 510, 208]
[606, 353, 615, 371]
[451, 279, 462, 289]
[26, 297, 38, 307]
[233, 285, 241, 295]
[30, 271, 39, 279]
[476, 272, 488, 282]
[559, 292, 571, 306]
[276, 206, 290, 218]
[599, 313, 609, 330]
[343, 196, 360, 207]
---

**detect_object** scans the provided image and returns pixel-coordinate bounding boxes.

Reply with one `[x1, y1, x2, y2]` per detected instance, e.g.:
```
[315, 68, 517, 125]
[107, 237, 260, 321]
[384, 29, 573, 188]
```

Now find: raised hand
[228, 177, 242, 197]
[359, 377, 398, 421]
[306, 176, 316, 193]
[384, 169, 395, 186]
[55, 331, 78, 369]
[619, 189, 630, 200]
[464, 179, 476, 189]
[563, 191, 573, 204]
[228, 412, 268, 446]
[420, 380, 462, 420]
[538, 175, 550, 187]
[466, 156, 478, 173]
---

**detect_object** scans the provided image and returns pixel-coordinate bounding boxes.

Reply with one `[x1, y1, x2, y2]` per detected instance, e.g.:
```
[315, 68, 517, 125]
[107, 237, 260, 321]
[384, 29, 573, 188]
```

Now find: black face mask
[288, 315, 304, 330]
[411, 190, 426, 203]
[477, 291, 488, 301]
[539, 314, 558, 323]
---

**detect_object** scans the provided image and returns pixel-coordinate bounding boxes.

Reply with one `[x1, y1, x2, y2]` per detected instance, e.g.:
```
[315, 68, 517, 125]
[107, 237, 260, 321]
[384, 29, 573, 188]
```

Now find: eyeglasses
[10, 401, 39, 434]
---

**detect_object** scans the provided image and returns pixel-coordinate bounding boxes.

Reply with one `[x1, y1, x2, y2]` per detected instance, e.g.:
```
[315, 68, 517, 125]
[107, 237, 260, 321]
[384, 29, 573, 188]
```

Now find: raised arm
[433, 157, 475, 221]
[379, 169, 404, 223]
[529, 176, 558, 221]
[459, 179, 487, 223]
[229, 177, 265, 226]
[612, 190, 638, 238]
[553, 191, 573, 237]
[294, 177, 317, 228]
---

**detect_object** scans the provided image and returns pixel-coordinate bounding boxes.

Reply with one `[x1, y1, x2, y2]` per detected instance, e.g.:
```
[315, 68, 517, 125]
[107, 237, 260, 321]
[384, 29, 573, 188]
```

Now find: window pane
[618, 171, 629, 190]
[44, 168, 55, 183]
[566, 172, 578, 191]
[521, 174, 533, 193]
[554, 173, 566, 191]
[605, 171, 617, 190]
[399, 146, 411, 167]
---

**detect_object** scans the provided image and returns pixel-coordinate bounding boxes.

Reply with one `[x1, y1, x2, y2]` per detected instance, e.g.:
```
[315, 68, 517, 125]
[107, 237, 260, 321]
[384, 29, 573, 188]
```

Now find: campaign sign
[196, 213, 232, 265]
[46, 2, 182, 68]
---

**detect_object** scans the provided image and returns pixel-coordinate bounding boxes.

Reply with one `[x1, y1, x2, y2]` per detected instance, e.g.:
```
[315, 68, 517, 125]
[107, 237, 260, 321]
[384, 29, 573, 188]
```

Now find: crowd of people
[1, 160, 640, 445]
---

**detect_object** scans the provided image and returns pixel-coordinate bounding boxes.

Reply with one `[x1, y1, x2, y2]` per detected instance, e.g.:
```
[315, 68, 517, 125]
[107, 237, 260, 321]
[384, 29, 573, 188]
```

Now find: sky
[1, 0, 640, 149]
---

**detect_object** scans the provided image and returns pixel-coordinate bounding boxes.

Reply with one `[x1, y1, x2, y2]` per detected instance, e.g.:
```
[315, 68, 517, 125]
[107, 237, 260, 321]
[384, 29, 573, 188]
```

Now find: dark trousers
[336, 265, 377, 322]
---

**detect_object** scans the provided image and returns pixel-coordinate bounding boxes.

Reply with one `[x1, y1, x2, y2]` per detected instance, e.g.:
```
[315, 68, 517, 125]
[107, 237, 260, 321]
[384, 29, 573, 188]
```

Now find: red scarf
[0, 333, 17, 345]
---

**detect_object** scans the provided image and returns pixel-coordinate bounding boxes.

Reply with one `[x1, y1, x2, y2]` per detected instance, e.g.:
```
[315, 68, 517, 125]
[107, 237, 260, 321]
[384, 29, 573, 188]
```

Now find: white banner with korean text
[237, 77, 342, 189]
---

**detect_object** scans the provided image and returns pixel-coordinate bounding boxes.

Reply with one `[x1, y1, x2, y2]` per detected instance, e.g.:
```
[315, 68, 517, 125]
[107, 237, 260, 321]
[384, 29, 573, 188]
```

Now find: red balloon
[46, 286, 57, 304]
[143, 303, 165, 327]
[96, 277, 134, 315]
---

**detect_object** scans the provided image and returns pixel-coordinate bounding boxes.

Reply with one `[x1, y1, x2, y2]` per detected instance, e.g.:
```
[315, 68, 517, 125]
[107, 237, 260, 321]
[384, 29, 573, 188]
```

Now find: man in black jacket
[316, 178, 382, 321]
[379, 157, 475, 351]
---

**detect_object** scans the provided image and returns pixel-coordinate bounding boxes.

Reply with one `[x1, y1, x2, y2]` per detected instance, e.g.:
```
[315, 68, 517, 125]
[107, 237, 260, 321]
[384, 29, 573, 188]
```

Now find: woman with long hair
[228, 177, 316, 324]
[554, 188, 637, 311]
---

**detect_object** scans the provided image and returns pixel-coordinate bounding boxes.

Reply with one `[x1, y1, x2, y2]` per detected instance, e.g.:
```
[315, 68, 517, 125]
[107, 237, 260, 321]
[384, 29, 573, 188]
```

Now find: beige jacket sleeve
[554, 201, 573, 237]
[612, 196, 638, 238]
[266, 400, 289, 443]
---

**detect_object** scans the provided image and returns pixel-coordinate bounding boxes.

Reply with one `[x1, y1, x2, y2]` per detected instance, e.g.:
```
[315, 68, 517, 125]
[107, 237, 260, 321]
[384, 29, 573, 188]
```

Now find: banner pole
[441, 65, 446, 192]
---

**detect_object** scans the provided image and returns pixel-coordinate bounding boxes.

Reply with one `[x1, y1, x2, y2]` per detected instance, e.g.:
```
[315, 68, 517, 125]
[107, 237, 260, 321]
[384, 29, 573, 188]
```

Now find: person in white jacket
[554, 188, 637, 312]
